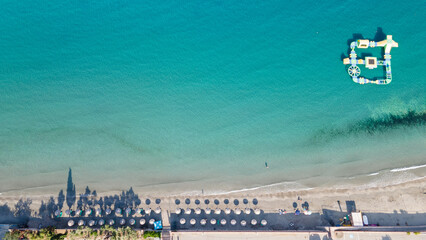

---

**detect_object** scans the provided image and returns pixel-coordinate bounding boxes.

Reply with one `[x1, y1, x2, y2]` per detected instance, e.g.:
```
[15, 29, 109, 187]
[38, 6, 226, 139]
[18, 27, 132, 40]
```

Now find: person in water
[265, 162, 269, 168]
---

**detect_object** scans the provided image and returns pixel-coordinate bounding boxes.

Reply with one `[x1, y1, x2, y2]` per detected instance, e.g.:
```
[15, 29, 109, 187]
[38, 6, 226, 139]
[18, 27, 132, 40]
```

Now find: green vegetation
[143, 231, 161, 239]
[3, 226, 144, 240]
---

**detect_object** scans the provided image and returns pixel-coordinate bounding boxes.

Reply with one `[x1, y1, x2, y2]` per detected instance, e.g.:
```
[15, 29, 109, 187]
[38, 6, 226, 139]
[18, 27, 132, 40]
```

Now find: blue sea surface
[0, 0, 425, 195]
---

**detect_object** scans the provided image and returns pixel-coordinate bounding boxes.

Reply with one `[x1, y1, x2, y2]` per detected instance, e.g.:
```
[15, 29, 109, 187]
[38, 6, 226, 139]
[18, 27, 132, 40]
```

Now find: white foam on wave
[208, 182, 314, 196]
[368, 172, 380, 176]
[390, 164, 426, 172]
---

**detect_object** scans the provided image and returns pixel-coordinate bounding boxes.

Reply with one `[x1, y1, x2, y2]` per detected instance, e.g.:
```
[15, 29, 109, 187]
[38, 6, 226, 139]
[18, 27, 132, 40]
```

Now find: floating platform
[343, 35, 398, 85]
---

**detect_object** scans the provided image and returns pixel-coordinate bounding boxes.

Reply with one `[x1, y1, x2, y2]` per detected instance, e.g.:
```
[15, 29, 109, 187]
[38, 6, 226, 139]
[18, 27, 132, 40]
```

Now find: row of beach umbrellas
[68, 218, 157, 227]
[57, 207, 161, 217]
[179, 218, 267, 226]
[176, 207, 261, 215]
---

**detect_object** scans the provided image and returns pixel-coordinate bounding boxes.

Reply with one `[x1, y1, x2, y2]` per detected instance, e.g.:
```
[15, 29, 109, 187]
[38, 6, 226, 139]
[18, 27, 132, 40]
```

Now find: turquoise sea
[0, 0, 425, 196]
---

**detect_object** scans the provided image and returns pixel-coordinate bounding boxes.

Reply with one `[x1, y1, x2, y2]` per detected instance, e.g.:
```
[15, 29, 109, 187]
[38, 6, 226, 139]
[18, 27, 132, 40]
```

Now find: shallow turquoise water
[0, 0, 425, 195]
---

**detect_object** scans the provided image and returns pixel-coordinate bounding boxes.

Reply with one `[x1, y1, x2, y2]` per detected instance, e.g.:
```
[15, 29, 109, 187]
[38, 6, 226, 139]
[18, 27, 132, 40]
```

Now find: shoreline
[1, 162, 425, 200]
[1, 174, 425, 216]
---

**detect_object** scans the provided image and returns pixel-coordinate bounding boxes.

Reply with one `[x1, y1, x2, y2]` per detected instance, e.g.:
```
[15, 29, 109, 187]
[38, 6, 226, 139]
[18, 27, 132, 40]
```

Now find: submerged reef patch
[309, 110, 426, 144]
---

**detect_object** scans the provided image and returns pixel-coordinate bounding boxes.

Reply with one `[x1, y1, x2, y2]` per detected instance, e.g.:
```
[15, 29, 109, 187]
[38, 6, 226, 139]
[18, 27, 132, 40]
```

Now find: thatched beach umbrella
[240, 220, 247, 226]
[200, 219, 207, 225]
[145, 208, 152, 215]
[98, 219, 105, 226]
[120, 219, 126, 225]
[65, 209, 71, 216]
[225, 208, 231, 214]
[245, 208, 251, 214]
[129, 219, 135, 225]
[140, 219, 146, 225]
[155, 207, 161, 214]
[67, 220, 74, 227]
[210, 218, 217, 225]
[108, 219, 115, 225]
[230, 219, 236, 225]
[77, 209, 83, 216]
[235, 208, 241, 215]
[115, 208, 122, 215]
[175, 208, 182, 214]
[149, 219, 155, 225]
[220, 219, 226, 225]
[190, 219, 196, 225]
[78, 220, 85, 226]
[215, 208, 221, 214]
[251, 219, 257, 225]
[261, 219, 267, 226]
[125, 207, 131, 215]
[86, 209, 92, 216]
[89, 220, 95, 227]
[185, 208, 191, 215]
[254, 208, 261, 215]
[205, 208, 212, 214]
[180, 218, 186, 225]
[195, 208, 201, 214]
[54, 209, 62, 217]
[96, 208, 102, 216]
[106, 208, 112, 215]
[136, 208, 143, 215]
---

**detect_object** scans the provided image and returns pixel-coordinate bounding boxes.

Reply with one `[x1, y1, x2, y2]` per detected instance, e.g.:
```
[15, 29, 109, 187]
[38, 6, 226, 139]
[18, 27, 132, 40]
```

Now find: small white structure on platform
[78, 220, 85, 226]
[195, 208, 201, 214]
[351, 212, 364, 227]
[125, 207, 132, 215]
[108, 219, 115, 225]
[145, 208, 152, 215]
[245, 208, 251, 214]
[215, 208, 221, 214]
[220, 219, 226, 225]
[106, 208, 112, 215]
[235, 208, 241, 215]
[205, 208, 212, 214]
[149, 219, 155, 225]
[241, 220, 247, 226]
[120, 219, 126, 225]
[67, 220, 74, 227]
[225, 208, 231, 214]
[365, 57, 378, 69]
[65, 209, 71, 216]
[175, 208, 182, 214]
[230, 219, 237, 225]
[254, 208, 261, 215]
[251, 219, 257, 225]
[200, 219, 207, 225]
[129, 219, 135, 225]
[140, 219, 146, 225]
[155, 207, 161, 214]
[185, 208, 191, 214]
[190, 219, 196, 225]
[180, 218, 186, 225]
[261, 219, 267, 226]
[210, 218, 217, 225]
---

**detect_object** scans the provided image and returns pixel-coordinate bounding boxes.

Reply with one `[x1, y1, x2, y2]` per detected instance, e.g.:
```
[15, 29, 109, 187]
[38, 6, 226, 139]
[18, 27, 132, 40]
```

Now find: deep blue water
[0, 0, 425, 194]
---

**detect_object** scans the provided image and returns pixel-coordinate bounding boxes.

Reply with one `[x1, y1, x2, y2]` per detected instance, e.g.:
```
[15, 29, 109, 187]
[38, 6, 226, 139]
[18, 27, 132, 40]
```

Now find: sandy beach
[1, 175, 425, 228]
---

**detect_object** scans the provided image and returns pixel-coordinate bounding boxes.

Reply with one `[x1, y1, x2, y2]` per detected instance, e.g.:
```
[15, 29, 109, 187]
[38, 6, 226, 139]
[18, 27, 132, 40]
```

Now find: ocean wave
[209, 182, 314, 196]
[390, 164, 426, 172]
[368, 172, 380, 176]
